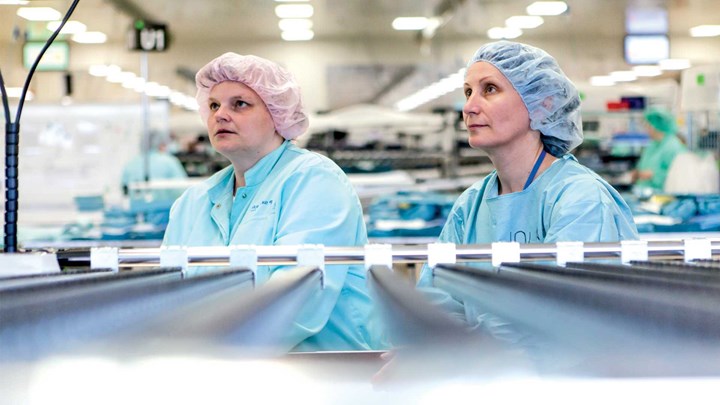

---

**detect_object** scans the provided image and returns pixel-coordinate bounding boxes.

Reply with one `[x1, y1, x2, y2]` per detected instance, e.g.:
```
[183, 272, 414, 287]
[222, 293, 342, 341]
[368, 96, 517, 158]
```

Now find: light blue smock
[417, 154, 638, 287]
[121, 151, 187, 191]
[162, 141, 379, 352]
[635, 133, 686, 191]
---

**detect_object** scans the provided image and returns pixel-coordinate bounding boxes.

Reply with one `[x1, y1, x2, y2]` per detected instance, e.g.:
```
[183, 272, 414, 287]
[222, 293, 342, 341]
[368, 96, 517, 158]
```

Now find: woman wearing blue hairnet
[162, 53, 381, 352]
[631, 107, 687, 192]
[417, 41, 638, 288]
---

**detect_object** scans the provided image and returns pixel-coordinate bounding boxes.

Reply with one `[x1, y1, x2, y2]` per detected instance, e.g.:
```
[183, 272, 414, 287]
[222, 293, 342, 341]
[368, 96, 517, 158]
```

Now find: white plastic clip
[230, 245, 260, 285]
[90, 247, 119, 272]
[297, 244, 326, 289]
[620, 240, 648, 264]
[491, 242, 520, 267]
[160, 245, 188, 272]
[556, 241, 584, 266]
[684, 238, 712, 263]
[428, 243, 456, 268]
[364, 244, 393, 270]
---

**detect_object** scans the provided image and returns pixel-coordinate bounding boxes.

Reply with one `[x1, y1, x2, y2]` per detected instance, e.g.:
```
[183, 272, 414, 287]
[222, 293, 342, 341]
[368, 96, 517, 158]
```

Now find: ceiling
[1, 0, 719, 112]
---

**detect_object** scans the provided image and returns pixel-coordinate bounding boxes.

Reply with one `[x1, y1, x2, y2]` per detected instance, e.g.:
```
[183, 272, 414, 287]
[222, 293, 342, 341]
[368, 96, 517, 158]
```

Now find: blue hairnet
[644, 107, 677, 135]
[467, 41, 583, 156]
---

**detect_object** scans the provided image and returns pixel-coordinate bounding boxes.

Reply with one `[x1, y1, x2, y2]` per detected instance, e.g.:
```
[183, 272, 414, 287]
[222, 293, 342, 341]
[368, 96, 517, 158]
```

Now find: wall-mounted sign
[127, 20, 168, 52]
[23, 41, 70, 71]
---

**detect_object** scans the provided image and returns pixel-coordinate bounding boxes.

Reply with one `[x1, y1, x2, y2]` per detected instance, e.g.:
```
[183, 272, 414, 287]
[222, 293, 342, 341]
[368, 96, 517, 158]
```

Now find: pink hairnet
[195, 53, 309, 140]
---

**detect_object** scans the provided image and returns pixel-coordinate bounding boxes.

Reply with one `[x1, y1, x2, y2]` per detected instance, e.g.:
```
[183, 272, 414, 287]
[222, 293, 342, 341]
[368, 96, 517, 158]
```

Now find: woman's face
[206, 81, 281, 162]
[462, 61, 533, 152]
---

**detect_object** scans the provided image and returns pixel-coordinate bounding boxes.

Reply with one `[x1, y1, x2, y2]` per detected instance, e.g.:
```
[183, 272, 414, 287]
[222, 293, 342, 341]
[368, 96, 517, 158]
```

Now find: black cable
[14, 0, 80, 123]
[2, 0, 80, 253]
[0, 70, 11, 124]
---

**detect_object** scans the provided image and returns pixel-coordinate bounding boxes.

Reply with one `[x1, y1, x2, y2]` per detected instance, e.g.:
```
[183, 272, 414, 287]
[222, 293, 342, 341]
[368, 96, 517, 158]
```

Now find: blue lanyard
[523, 149, 547, 191]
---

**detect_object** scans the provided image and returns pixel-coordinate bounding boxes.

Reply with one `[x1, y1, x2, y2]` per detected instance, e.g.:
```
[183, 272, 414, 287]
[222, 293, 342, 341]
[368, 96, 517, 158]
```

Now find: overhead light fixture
[72, 31, 107, 44]
[487, 27, 522, 39]
[690, 25, 720, 37]
[274, 4, 313, 19]
[47, 20, 86, 34]
[88, 64, 120, 77]
[278, 18, 313, 31]
[526, 1, 568, 16]
[107, 71, 136, 84]
[610, 70, 637, 82]
[505, 15, 544, 29]
[590, 76, 615, 87]
[659, 58, 691, 70]
[281, 29, 314, 41]
[5, 87, 34, 99]
[0, 1, 29, 5]
[122, 77, 145, 90]
[16, 6, 61, 21]
[392, 17, 431, 31]
[395, 68, 466, 112]
[88, 64, 109, 77]
[632, 65, 663, 77]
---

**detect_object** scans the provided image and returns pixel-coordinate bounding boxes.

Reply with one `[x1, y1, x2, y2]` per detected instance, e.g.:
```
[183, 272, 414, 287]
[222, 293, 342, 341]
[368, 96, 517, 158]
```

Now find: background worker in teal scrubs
[120, 130, 187, 195]
[417, 41, 638, 288]
[162, 53, 381, 352]
[631, 107, 687, 192]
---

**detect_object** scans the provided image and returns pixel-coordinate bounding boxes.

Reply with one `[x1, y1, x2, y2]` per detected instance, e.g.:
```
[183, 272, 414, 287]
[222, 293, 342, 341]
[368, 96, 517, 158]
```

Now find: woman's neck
[489, 140, 555, 195]
[231, 137, 285, 189]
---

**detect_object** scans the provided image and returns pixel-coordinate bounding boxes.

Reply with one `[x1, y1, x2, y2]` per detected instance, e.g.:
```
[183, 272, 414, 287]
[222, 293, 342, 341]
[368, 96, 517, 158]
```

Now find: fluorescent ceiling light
[47, 20, 86, 34]
[88, 64, 120, 77]
[122, 77, 145, 89]
[690, 25, 720, 37]
[610, 71, 637, 82]
[281, 29, 314, 41]
[659, 58, 691, 70]
[72, 31, 107, 44]
[146, 84, 171, 98]
[632, 65, 662, 77]
[278, 18, 313, 31]
[0, 1, 29, 4]
[392, 17, 431, 30]
[505, 15, 544, 29]
[88, 64, 109, 77]
[590, 76, 615, 86]
[16, 6, 61, 21]
[275, 4, 313, 18]
[487, 27, 522, 39]
[107, 71, 136, 84]
[5, 87, 33, 99]
[526, 1, 568, 16]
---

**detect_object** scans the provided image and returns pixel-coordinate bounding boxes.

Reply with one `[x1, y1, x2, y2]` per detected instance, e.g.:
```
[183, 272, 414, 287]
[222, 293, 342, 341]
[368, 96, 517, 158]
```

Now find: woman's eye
[464, 88, 472, 98]
[209, 102, 219, 111]
[235, 100, 248, 108]
[484, 84, 497, 94]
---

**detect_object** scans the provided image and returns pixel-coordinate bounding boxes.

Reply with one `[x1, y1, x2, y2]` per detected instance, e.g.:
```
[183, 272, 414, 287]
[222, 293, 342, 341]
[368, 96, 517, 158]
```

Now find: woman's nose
[463, 94, 480, 116]
[214, 106, 230, 121]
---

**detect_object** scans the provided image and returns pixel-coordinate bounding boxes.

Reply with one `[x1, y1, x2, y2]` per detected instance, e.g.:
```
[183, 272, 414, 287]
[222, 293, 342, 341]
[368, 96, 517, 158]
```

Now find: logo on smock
[247, 199, 276, 217]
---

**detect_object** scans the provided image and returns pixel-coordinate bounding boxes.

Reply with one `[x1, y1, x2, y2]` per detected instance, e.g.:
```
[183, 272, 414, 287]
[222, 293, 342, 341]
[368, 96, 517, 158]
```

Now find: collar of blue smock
[207, 141, 290, 202]
[487, 153, 577, 198]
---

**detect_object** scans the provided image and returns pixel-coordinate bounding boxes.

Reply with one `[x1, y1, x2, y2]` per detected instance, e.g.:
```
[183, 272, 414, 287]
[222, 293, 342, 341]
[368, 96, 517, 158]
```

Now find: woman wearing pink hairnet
[163, 53, 382, 351]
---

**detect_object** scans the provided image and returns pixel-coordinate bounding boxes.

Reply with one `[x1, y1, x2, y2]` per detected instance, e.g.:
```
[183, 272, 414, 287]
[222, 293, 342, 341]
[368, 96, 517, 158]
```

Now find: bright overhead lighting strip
[690, 25, 720, 37]
[16, 6, 61, 21]
[526, 1, 568, 16]
[395, 68, 466, 112]
[87, 64, 198, 110]
[392, 17, 431, 30]
[275, 4, 313, 19]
